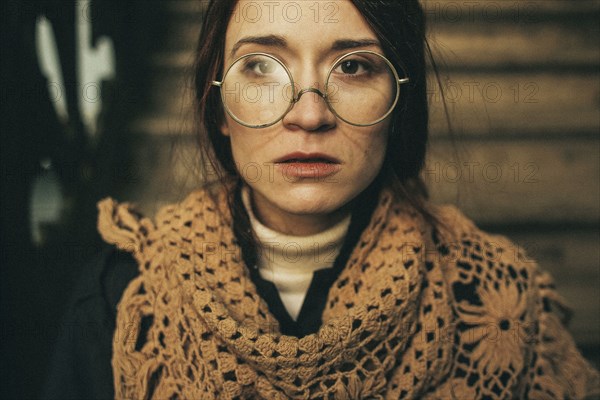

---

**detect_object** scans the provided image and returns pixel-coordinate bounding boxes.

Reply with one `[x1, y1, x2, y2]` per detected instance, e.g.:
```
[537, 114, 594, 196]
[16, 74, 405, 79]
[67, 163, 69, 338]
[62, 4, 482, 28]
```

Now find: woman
[47, 0, 599, 399]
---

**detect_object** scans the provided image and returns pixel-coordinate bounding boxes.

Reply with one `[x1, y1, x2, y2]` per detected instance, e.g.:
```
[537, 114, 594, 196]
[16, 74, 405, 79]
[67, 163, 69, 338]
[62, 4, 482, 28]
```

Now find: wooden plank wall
[423, 0, 600, 352]
[121, 1, 599, 351]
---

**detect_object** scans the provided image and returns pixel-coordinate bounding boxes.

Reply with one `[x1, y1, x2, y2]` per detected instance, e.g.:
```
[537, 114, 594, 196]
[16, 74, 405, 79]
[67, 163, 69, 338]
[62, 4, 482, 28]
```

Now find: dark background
[2, 1, 171, 398]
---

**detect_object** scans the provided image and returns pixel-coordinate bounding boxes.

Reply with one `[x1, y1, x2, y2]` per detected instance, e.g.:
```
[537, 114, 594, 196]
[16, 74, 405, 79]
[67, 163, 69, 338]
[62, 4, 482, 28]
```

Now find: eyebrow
[230, 35, 381, 59]
[331, 38, 381, 51]
[230, 35, 287, 58]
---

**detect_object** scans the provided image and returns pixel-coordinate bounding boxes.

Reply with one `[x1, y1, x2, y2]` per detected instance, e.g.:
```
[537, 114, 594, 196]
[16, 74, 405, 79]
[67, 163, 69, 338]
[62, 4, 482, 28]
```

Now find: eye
[334, 59, 371, 76]
[244, 57, 280, 75]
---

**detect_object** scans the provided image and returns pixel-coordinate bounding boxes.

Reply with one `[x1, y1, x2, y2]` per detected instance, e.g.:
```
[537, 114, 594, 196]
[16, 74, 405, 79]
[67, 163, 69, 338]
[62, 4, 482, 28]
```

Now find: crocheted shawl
[97, 183, 600, 399]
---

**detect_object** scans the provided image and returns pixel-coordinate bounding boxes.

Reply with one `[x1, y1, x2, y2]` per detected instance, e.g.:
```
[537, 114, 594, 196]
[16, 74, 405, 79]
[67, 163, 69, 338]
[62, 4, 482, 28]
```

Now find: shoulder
[51, 245, 139, 365]
[428, 204, 576, 334]
[427, 206, 600, 398]
[70, 244, 139, 316]
[96, 182, 230, 254]
[430, 203, 531, 267]
[429, 204, 542, 308]
[41, 246, 139, 400]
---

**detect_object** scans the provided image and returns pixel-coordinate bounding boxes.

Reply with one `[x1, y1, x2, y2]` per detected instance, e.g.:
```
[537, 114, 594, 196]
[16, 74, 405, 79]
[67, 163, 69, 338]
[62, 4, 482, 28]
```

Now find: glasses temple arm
[398, 77, 410, 84]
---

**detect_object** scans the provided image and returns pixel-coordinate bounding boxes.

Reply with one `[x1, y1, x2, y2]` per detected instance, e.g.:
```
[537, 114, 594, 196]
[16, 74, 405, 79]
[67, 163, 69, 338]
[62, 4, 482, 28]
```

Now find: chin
[274, 186, 352, 216]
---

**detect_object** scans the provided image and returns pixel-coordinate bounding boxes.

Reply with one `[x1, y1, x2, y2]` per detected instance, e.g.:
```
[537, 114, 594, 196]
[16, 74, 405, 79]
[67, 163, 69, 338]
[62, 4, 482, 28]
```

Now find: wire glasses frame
[211, 50, 410, 128]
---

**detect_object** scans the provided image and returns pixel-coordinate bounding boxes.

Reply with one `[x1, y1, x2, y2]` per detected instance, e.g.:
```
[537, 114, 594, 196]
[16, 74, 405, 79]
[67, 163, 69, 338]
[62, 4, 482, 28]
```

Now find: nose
[281, 85, 336, 132]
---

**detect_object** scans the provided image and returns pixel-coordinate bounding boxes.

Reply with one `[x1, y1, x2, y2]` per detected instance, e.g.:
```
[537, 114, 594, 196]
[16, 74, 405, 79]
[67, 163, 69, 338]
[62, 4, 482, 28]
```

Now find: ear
[219, 120, 230, 137]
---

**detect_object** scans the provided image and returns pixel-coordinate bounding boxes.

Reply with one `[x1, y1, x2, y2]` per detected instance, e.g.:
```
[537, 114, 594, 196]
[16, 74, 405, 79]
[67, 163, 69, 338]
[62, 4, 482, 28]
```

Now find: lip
[274, 152, 341, 164]
[274, 152, 341, 179]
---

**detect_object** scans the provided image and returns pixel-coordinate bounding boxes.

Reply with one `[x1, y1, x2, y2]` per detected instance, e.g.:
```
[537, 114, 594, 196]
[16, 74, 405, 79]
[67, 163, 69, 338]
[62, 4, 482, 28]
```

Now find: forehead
[224, 1, 378, 60]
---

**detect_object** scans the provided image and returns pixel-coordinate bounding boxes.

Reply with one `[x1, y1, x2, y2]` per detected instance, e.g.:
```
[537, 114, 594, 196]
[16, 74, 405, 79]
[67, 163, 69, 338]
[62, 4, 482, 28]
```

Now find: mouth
[274, 152, 341, 179]
[275, 152, 341, 164]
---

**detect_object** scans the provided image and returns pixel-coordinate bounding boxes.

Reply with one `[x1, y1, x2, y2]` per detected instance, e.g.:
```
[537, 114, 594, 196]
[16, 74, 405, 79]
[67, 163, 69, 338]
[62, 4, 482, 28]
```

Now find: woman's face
[220, 0, 390, 232]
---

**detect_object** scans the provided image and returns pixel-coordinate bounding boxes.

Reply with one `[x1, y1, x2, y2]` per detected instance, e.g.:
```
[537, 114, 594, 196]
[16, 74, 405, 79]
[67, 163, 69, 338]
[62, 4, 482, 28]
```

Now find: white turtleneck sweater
[242, 188, 351, 321]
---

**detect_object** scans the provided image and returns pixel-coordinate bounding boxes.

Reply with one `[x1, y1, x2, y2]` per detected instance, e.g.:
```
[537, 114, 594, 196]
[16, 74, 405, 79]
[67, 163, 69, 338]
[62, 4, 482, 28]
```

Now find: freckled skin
[220, 1, 390, 235]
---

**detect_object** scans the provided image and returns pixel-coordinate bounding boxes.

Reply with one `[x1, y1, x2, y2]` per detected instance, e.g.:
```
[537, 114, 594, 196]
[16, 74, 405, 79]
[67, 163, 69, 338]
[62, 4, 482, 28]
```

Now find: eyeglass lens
[220, 52, 399, 127]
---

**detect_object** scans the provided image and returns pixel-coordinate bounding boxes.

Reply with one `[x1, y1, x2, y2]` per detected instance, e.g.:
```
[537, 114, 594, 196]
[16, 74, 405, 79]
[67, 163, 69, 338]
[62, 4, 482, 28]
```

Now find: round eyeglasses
[211, 50, 409, 128]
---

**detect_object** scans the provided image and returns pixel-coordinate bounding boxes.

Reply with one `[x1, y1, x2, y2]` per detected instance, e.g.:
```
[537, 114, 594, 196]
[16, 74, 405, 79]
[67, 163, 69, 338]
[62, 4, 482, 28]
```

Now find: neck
[247, 189, 352, 236]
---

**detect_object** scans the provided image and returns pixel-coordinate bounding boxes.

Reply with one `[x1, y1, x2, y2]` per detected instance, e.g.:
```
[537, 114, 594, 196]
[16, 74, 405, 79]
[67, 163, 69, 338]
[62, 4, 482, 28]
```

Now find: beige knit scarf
[97, 183, 600, 399]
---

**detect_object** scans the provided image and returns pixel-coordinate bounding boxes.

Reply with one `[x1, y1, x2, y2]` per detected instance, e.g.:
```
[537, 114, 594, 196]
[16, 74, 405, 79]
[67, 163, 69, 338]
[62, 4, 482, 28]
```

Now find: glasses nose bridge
[287, 59, 330, 103]
[292, 86, 328, 104]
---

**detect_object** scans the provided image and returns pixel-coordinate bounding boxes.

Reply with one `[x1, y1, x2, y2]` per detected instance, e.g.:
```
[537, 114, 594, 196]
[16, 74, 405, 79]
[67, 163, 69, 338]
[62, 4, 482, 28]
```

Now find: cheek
[227, 128, 271, 166]
[367, 134, 387, 157]
[228, 135, 250, 168]
[358, 129, 389, 170]
[224, 118, 250, 162]
[365, 143, 387, 179]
